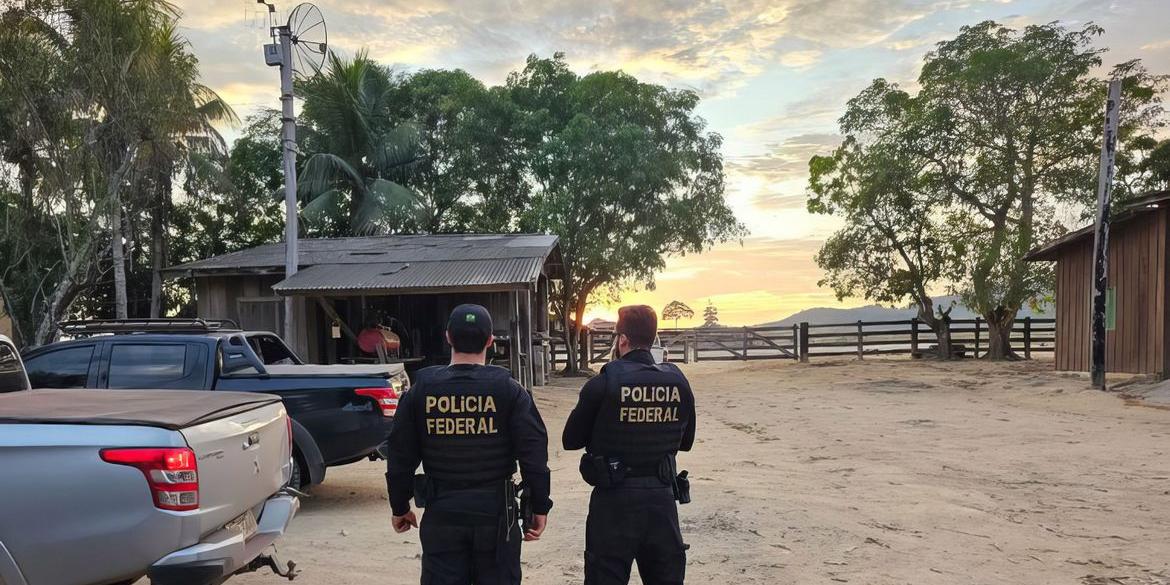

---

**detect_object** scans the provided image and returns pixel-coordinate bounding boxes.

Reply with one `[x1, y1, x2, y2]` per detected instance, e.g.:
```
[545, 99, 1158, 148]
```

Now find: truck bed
[0, 389, 293, 585]
[0, 388, 282, 429]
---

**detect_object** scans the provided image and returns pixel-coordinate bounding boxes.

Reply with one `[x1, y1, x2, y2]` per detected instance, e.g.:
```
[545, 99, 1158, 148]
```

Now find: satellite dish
[286, 3, 327, 78]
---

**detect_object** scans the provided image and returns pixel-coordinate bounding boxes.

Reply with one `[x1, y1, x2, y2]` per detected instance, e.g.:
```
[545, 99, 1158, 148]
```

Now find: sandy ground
[231, 358, 1170, 585]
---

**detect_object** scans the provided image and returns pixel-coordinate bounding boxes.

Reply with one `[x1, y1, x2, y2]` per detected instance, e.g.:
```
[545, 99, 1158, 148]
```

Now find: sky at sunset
[174, 0, 1170, 326]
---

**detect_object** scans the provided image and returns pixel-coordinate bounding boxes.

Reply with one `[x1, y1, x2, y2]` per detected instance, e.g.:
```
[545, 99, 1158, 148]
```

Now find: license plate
[225, 509, 259, 540]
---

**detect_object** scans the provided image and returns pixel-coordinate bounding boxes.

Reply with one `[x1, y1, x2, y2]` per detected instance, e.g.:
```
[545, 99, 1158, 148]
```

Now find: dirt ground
[234, 358, 1170, 585]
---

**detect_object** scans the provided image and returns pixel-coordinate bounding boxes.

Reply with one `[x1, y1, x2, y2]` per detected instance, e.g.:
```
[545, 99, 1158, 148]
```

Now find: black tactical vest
[413, 365, 518, 484]
[589, 357, 691, 471]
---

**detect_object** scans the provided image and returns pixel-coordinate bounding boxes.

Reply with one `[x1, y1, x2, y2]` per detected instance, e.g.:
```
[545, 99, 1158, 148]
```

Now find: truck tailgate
[180, 401, 291, 538]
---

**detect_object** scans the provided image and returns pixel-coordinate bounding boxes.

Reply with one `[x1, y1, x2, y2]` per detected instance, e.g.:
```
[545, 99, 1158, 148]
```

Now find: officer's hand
[524, 514, 547, 541]
[392, 511, 418, 533]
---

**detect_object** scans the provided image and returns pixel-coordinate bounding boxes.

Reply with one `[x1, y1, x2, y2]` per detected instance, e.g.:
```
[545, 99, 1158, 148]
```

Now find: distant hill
[758, 295, 1053, 327]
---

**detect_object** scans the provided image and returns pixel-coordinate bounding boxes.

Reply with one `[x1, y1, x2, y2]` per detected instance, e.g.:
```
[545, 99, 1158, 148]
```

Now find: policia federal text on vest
[563, 345, 697, 585]
[386, 304, 552, 585]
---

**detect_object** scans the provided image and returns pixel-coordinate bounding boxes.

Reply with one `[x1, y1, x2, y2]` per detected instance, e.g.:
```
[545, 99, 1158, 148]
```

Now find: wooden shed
[164, 234, 563, 389]
[1024, 191, 1170, 376]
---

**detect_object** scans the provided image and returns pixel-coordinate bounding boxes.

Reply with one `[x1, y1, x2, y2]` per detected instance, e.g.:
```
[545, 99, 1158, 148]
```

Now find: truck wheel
[289, 452, 309, 490]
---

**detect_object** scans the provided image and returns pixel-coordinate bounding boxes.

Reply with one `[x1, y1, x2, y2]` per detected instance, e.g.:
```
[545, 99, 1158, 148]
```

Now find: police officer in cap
[386, 303, 552, 585]
[563, 305, 696, 585]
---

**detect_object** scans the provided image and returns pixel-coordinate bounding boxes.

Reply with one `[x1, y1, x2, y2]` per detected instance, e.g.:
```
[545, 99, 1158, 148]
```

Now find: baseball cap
[447, 304, 493, 353]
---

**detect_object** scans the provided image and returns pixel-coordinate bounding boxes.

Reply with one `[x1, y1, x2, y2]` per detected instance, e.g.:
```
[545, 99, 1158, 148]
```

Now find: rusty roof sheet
[165, 234, 560, 294]
[166, 234, 559, 273]
[270, 258, 546, 294]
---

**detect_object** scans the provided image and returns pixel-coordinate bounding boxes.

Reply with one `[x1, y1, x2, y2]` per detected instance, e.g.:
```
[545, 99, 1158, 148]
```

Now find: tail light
[355, 387, 399, 417]
[100, 448, 199, 511]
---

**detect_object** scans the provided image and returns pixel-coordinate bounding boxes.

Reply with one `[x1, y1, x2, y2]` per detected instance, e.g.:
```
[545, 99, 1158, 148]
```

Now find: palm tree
[297, 51, 422, 235]
[130, 20, 237, 317]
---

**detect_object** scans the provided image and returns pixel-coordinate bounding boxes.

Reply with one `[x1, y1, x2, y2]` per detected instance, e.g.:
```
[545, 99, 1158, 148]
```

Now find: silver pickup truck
[0, 335, 299, 585]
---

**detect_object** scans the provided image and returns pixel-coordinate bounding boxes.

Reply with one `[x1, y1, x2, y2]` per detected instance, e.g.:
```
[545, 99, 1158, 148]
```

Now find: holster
[502, 479, 519, 543]
[412, 473, 429, 508]
[579, 453, 627, 488]
[673, 470, 691, 504]
[660, 455, 691, 504]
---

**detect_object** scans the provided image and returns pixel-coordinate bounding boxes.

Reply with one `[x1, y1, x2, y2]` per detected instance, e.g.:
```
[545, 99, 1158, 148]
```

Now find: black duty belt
[625, 466, 662, 478]
[611, 476, 672, 489]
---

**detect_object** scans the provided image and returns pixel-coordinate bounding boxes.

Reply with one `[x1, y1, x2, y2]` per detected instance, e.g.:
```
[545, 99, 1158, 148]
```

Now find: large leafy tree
[395, 69, 529, 232]
[808, 80, 965, 358]
[812, 21, 1165, 360]
[511, 54, 743, 372]
[0, 0, 233, 344]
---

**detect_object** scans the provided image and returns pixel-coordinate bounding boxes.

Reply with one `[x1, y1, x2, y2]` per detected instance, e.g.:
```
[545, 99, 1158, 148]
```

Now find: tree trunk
[18, 156, 35, 211]
[574, 296, 589, 372]
[106, 144, 137, 320]
[919, 312, 953, 360]
[559, 283, 580, 375]
[111, 194, 128, 319]
[983, 307, 1017, 360]
[149, 173, 171, 318]
[33, 238, 94, 347]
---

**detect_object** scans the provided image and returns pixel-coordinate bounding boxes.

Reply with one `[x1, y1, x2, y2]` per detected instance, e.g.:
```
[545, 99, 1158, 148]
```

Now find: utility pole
[277, 25, 299, 348]
[1090, 79, 1122, 389]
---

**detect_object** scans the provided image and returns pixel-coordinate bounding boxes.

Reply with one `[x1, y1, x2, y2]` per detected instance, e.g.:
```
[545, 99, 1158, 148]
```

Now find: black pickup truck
[21, 319, 410, 488]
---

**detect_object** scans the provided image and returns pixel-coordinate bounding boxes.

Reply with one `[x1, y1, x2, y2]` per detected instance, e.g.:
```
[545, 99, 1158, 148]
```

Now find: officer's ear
[445, 331, 454, 348]
[483, 334, 494, 354]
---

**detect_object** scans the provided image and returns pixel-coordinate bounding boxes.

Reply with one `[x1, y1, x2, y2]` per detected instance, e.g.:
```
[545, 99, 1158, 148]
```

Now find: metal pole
[1091, 80, 1122, 389]
[278, 27, 299, 347]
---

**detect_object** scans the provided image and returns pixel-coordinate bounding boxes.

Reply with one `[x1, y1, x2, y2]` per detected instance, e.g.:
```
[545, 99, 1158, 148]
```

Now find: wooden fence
[550, 317, 1054, 366]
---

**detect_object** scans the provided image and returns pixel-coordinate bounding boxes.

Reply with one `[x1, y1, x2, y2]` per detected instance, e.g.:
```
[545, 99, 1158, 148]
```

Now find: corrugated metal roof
[164, 234, 560, 295]
[271, 258, 545, 294]
[166, 234, 559, 273]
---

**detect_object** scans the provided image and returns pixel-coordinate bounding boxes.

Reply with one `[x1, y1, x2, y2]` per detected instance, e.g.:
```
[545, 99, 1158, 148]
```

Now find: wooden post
[799, 322, 810, 363]
[974, 317, 981, 358]
[792, 324, 799, 360]
[856, 320, 864, 359]
[1024, 316, 1032, 360]
[910, 317, 920, 358]
[1091, 80, 1122, 389]
[742, 326, 749, 360]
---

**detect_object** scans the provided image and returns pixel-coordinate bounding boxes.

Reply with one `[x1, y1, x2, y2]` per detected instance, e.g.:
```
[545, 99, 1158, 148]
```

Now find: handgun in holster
[673, 470, 691, 504]
[412, 473, 429, 508]
[517, 482, 535, 532]
[660, 456, 691, 504]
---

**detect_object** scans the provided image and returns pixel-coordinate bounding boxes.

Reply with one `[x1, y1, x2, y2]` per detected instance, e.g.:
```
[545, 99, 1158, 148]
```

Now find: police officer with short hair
[386, 304, 552, 585]
[563, 305, 696, 585]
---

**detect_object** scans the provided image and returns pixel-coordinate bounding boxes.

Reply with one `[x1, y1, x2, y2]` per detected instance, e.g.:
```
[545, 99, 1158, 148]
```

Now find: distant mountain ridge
[758, 295, 1053, 327]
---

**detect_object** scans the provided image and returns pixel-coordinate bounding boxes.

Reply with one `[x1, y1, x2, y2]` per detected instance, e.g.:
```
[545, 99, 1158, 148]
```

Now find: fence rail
[550, 317, 1054, 367]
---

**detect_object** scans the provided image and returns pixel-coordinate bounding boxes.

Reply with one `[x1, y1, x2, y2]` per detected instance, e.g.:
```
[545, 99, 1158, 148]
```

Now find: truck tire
[290, 451, 308, 490]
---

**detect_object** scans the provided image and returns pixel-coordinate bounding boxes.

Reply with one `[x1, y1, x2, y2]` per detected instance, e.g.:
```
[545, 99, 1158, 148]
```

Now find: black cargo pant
[419, 484, 521, 585]
[585, 478, 686, 585]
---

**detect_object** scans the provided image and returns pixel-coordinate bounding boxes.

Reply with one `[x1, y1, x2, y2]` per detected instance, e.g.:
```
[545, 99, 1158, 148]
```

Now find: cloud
[778, 49, 824, 69]
[726, 132, 840, 210]
[175, 0, 1004, 101]
[1141, 39, 1170, 51]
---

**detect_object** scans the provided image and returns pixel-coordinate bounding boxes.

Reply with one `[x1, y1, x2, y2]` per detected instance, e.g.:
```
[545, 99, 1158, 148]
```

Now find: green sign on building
[1105, 287, 1116, 331]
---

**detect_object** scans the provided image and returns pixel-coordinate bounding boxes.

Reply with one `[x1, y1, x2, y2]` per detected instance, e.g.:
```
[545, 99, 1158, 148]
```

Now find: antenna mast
[259, 1, 327, 351]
